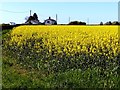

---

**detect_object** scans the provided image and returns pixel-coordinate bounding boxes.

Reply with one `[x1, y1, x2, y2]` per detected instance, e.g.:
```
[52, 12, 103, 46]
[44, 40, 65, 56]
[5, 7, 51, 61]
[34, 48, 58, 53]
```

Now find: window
[47, 21, 50, 23]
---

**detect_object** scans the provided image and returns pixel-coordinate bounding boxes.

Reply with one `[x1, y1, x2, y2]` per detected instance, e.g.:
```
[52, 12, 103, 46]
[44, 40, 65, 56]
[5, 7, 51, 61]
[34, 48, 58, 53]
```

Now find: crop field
[2, 25, 120, 88]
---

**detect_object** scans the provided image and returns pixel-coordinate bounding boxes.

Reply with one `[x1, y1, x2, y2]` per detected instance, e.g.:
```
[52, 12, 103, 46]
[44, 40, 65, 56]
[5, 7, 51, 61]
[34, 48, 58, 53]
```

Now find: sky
[0, 2, 118, 24]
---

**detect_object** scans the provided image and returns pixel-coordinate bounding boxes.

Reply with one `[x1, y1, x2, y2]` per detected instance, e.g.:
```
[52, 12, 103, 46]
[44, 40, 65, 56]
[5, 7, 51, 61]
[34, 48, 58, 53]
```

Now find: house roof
[25, 15, 40, 24]
[44, 17, 56, 22]
[44, 19, 56, 22]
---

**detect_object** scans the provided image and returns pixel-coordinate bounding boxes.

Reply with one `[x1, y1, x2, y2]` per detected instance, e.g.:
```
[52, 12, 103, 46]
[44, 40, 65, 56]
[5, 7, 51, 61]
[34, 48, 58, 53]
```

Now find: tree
[112, 21, 119, 25]
[33, 13, 38, 20]
[100, 22, 103, 25]
[68, 21, 86, 25]
[105, 21, 112, 25]
[79, 21, 86, 25]
[108, 21, 112, 25]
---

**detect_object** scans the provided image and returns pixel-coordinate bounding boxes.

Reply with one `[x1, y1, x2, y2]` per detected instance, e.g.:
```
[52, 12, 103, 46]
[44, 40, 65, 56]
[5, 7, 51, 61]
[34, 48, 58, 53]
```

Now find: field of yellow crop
[2, 25, 120, 88]
[3, 25, 119, 71]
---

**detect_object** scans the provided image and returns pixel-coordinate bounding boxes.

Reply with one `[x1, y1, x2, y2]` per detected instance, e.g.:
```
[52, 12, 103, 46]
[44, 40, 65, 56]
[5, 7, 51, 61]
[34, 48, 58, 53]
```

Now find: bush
[100, 22, 103, 25]
[68, 21, 86, 25]
[112, 21, 120, 25]
[105, 21, 120, 25]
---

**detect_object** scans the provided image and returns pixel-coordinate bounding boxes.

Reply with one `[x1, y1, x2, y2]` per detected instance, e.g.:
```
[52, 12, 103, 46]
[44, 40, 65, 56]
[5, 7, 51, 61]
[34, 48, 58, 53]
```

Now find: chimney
[49, 17, 51, 19]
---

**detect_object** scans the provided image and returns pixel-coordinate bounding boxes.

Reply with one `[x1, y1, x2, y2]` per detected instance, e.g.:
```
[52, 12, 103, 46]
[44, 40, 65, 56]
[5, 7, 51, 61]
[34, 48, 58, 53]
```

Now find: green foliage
[2, 26, 120, 88]
[33, 13, 38, 20]
[2, 29, 12, 37]
[104, 21, 120, 25]
[2, 54, 120, 88]
[100, 22, 103, 25]
[68, 21, 86, 25]
[2, 55, 46, 88]
[44, 68, 120, 88]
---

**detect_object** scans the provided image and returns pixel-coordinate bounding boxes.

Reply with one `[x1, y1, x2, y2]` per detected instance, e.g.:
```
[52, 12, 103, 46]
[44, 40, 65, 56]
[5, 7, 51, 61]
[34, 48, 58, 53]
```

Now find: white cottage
[9, 22, 16, 25]
[44, 17, 57, 25]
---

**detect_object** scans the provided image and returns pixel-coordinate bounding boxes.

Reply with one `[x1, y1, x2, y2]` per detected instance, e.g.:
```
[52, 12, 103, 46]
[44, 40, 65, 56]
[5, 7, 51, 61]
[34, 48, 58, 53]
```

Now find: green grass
[2, 59, 120, 88]
[2, 29, 12, 38]
[2, 54, 120, 88]
[2, 29, 120, 88]
[2, 53, 120, 88]
[2, 53, 46, 88]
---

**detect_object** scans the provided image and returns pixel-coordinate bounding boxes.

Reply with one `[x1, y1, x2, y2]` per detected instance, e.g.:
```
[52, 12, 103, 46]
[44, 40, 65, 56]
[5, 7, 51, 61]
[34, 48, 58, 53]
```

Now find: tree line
[68, 21, 120, 25]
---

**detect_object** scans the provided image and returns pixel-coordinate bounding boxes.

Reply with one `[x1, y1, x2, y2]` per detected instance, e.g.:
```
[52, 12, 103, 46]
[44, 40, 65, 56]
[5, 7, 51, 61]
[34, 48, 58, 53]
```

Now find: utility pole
[69, 17, 70, 23]
[56, 14, 58, 22]
[30, 10, 32, 16]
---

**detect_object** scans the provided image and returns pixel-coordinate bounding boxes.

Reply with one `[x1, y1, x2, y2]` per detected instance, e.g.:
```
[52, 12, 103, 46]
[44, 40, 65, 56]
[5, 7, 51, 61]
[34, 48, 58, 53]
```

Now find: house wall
[31, 20, 39, 24]
[44, 20, 55, 25]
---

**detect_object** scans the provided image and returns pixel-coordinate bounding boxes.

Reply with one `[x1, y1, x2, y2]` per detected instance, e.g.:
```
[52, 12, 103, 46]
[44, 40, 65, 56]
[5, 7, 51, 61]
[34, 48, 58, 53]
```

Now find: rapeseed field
[2, 25, 120, 88]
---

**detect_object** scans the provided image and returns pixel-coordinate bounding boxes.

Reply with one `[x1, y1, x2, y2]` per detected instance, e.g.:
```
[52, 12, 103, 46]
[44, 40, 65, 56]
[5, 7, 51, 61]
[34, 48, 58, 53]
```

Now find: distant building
[44, 17, 57, 25]
[25, 13, 40, 25]
[9, 22, 16, 25]
[25, 18, 40, 24]
[25, 16, 40, 25]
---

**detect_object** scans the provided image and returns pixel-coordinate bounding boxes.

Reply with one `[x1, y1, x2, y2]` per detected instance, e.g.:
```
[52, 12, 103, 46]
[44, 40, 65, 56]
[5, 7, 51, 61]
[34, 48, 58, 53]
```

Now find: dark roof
[44, 17, 56, 22]
[25, 16, 39, 23]
[45, 19, 56, 22]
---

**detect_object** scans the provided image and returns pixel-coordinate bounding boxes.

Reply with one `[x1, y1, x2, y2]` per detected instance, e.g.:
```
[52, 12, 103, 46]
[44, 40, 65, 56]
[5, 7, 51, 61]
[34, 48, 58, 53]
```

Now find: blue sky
[0, 2, 118, 24]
